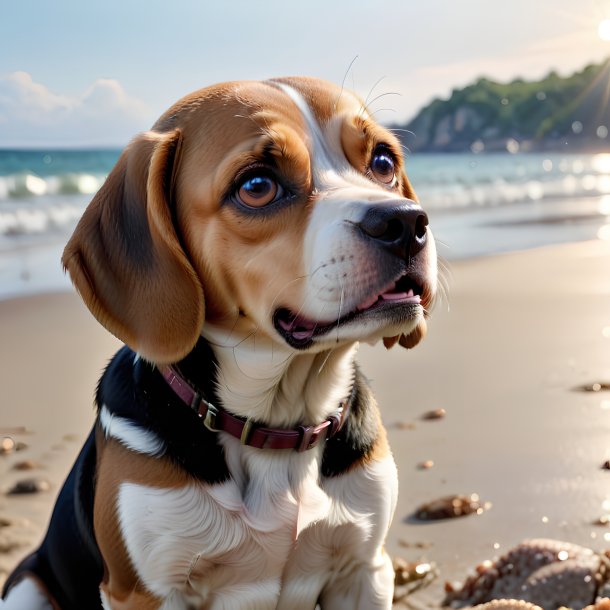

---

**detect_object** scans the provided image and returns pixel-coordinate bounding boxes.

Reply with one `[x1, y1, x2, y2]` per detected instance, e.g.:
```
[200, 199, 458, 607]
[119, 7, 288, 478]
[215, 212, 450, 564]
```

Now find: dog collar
[158, 365, 350, 452]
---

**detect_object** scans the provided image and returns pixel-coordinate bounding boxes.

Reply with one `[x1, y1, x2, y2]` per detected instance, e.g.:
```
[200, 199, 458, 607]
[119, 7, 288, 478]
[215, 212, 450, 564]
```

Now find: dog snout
[357, 203, 429, 259]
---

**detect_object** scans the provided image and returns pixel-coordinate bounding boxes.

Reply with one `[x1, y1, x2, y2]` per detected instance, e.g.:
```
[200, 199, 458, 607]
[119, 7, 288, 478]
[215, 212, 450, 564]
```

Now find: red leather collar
[159, 365, 350, 452]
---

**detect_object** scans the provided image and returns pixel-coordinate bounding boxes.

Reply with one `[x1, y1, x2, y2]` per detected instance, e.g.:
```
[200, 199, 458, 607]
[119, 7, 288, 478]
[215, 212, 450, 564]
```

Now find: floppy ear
[62, 129, 204, 364]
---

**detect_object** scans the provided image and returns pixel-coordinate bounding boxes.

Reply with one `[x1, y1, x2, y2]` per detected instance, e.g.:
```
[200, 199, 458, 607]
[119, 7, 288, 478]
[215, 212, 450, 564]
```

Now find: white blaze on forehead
[277, 83, 381, 194]
[276, 83, 341, 176]
[276, 83, 405, 325]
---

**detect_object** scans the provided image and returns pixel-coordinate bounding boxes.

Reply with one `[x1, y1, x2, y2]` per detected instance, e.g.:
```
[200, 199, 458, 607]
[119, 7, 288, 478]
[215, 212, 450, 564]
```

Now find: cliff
[398, 59, 610, 153]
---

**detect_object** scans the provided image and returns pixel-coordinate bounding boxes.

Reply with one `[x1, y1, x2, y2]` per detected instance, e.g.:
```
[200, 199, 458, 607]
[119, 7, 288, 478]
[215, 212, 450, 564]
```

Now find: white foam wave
[0, 172, 105, 199]
[0, 202, 85, 237]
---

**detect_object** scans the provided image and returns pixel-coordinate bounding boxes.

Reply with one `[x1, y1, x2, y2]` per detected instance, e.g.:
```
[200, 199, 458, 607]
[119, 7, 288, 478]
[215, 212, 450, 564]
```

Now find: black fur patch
[97, 342, 230, 484]
[321, 364, 380, 478]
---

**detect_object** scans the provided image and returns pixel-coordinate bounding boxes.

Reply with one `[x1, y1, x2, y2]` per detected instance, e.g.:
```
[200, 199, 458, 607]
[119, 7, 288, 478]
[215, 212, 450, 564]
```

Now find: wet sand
[0, 239, 609, 606]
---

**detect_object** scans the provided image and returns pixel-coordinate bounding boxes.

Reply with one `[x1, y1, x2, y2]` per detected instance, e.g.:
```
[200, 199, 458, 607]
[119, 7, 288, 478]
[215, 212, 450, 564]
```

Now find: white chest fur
[116, 442, 397, 609]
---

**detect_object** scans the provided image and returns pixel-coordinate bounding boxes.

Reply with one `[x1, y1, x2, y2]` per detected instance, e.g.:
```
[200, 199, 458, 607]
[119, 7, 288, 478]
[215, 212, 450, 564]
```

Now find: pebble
[575, 382, 610, 392]
[418, 460, 435, 470]
[392, 556, 437, 600]
[602, 460, 610, 470]
[398, 539, 433, 549]
[0, 539, 22, 554]
[393, 421, 416, 430]
[0, 438, 15, 455]
[12, 460, 40, 471]
[7, 478, 51, 495]
[412, 493, 489, 521]
[421, 408, 446, 421]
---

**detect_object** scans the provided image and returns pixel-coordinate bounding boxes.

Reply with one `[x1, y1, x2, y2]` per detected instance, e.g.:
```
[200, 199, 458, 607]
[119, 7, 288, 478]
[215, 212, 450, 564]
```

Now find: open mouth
[274, 273, 424, 348]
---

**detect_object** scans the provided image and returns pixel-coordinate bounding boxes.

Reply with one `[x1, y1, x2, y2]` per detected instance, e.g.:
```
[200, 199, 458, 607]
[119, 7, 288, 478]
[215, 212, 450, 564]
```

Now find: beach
[0, 238, 609, 606]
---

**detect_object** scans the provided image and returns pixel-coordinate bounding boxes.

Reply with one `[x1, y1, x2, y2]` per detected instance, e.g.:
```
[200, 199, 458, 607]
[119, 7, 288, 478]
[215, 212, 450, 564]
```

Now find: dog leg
[318, 552, 394, 610]
[0, 577, 54, 610]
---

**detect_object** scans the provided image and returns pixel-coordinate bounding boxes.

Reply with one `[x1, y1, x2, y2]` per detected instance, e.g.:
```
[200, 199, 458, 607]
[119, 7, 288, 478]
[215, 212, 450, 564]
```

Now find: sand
[0, 239, 609, 606]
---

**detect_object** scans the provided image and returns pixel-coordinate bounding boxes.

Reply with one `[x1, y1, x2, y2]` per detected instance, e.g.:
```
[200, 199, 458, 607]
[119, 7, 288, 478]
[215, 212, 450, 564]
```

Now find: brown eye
[236, 175, 279, 208]
[370, 147, 396, 184]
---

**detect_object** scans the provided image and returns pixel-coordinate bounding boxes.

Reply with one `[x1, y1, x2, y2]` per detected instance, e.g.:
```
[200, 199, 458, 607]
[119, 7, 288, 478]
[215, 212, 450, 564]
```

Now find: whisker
[364, 75, 388, 108]
[222, 310, 242, 345]
[368, 107, 397, 119]
[265, 263, 327, 321]
[365, 91, 402, 111]
[317, 348, 333, 375]
[336, 55, 359, 109]
[388, 127, 416, 137]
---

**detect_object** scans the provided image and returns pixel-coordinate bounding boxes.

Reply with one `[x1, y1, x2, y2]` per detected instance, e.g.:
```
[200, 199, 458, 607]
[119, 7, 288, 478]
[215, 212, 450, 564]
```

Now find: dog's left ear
[62, 129, 205, 364]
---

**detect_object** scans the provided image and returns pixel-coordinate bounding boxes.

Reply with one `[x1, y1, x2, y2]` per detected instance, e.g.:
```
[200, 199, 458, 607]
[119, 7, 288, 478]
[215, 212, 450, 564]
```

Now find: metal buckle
[297, 422, 329, 452]
[202, 403, 219, 432]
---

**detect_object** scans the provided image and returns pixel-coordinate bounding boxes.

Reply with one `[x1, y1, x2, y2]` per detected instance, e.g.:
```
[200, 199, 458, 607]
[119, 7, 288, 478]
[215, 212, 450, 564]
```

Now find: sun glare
[599, 19, 610, 41]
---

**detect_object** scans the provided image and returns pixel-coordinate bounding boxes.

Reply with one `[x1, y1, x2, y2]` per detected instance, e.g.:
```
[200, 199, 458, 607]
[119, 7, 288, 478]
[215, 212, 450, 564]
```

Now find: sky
[2, 0, 610, 147]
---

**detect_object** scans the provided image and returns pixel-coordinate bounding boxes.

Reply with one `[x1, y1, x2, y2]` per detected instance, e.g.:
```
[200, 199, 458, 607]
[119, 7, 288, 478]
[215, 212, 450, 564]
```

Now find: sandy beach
[0, 239, 609, 606]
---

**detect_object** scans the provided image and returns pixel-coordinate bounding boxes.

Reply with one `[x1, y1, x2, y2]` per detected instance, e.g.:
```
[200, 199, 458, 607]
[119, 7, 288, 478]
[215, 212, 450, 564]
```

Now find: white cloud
[0, 72, 154, 147]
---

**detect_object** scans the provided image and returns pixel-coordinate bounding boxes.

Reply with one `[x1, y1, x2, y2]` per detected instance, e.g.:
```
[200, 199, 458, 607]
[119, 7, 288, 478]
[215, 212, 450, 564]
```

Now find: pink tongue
[292, 328, 315, 341]
[381, 292, 408, 301]
[279, 315, 316, 339]
[381, 288, 421, 303]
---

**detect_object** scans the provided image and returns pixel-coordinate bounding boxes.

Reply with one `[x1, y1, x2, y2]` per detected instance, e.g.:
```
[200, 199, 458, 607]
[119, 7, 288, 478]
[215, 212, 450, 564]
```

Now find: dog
[1, 76, 437, 609]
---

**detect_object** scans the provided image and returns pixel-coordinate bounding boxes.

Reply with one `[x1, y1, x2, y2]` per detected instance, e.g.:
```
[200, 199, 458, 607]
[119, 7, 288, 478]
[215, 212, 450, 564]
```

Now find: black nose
[357, 203, 429, 259]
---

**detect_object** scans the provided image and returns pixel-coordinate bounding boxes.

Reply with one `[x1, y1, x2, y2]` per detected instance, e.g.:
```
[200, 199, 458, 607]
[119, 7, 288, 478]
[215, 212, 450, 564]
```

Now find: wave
[0, 172, 106, 199]
[0, 201, 86, 238]
[416, 174, 610, 211]
[2, 152, 610, 239]
[409, 152, 610, 211]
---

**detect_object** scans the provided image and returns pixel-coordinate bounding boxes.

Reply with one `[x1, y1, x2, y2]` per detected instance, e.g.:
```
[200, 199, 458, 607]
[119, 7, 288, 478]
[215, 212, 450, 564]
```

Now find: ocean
[0, 148, 609, 300]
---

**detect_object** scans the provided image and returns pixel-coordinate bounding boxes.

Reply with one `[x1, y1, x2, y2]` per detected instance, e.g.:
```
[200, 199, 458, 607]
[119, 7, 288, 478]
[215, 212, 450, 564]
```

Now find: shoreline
[0, 240, 609, 606]
[1, 202, 609, 302]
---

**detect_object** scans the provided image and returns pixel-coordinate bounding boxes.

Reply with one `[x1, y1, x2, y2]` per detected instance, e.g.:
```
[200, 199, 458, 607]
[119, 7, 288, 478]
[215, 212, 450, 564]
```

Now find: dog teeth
[406, 289, 415, 298]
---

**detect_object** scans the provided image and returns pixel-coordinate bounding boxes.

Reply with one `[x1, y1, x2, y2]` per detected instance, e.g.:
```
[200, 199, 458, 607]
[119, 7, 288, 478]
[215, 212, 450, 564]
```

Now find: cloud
[0, 72, 154, 147]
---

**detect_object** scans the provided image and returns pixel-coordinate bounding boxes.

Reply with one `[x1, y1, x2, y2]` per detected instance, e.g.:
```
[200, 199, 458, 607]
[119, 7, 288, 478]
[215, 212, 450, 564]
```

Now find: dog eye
[236, 175, 280, 208]
[370, 147, 396, 185]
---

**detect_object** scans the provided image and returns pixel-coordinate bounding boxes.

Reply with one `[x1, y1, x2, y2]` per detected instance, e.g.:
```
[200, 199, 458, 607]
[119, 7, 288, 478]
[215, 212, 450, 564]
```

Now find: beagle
[1, 76, 437, 609]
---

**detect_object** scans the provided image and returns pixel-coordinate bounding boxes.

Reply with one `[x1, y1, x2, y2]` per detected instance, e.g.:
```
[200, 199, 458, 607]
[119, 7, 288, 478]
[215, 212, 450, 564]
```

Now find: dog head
[63, 77, 437, 364]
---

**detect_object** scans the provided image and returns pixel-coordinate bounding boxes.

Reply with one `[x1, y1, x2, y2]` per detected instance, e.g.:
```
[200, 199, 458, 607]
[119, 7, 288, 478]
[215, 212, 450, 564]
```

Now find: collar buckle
[202, 403, 220, 432]
[297, 421, 330, 452]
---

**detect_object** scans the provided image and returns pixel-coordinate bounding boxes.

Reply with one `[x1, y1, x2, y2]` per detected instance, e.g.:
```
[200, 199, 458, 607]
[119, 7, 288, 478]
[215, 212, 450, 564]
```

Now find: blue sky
[2, 0, 610, 147]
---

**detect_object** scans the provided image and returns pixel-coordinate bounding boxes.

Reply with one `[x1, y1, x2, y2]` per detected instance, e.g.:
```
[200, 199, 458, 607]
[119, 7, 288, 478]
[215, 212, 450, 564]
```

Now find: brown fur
[94, 430, 195, 607]
[63, 78, 429, 361]
[62, 129, 204, 364]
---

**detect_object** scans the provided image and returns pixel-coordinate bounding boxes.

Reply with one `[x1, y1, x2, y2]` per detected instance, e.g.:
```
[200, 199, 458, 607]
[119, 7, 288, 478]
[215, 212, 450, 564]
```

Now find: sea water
[0, 149, 609, 299]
